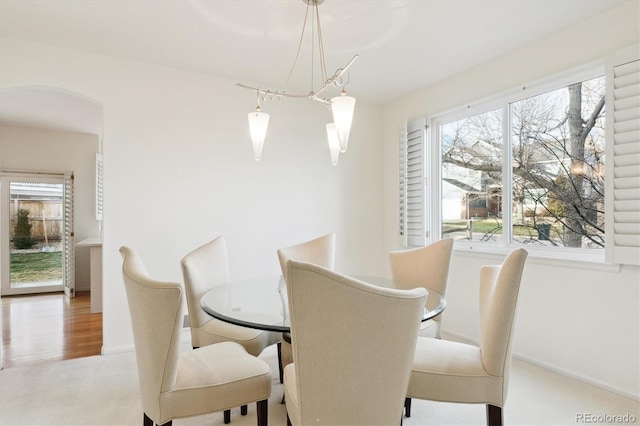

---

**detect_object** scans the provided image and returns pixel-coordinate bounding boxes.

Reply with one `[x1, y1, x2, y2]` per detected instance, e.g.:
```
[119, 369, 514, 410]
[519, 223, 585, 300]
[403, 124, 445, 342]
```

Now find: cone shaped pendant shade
[248, 109, 269, 161]
[326, 123, 341, 166]
[331, 92, 355, 152]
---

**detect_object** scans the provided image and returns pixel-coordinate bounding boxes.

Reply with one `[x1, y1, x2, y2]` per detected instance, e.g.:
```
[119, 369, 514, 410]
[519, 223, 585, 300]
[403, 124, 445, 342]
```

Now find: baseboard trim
[101, 344, 134, 356]
[101, 329, 192, 356]
[442, 330, 640, 402]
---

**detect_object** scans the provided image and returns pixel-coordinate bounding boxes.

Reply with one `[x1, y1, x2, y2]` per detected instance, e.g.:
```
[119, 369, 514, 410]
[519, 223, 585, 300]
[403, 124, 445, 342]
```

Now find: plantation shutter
[399, 129, 407, 239]
[611, 44, 640, 265]
[399, 118, 426, 247]
[95, 153, 103, 221]
[63, 172, 75, 298]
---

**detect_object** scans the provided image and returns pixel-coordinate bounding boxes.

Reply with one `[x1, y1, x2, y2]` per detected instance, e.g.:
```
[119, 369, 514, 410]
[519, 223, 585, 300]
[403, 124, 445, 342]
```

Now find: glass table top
[201, 274, 446, 333]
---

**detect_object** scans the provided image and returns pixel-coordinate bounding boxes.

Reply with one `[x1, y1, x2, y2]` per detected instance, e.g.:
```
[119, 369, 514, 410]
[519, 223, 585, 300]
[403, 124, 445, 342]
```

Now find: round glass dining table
[200, 275, 446, 333]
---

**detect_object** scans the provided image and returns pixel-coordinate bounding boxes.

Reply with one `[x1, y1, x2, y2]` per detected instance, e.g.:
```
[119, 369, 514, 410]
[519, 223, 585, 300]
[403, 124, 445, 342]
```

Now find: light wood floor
[1, 291, 102, 369]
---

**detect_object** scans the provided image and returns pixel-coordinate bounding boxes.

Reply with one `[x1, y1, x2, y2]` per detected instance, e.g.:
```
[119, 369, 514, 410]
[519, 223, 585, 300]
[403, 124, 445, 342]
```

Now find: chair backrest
[120, 246, 182, 421]
[286, 260, 427, 425]
[277, 233, 336, 281]
[180, 236, 230, 329]
[389, 238, 454, 297]
[479, 248, 528, 385]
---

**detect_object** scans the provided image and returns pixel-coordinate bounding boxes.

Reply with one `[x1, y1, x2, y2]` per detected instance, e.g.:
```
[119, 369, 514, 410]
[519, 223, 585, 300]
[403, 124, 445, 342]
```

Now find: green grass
[10, 251, 63, 283]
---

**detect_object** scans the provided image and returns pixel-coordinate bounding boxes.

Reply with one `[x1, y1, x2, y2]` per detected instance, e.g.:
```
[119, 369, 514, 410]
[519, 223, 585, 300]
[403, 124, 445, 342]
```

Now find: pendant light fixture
[248, 105, 269, 161]
[238, 0, 357, 164]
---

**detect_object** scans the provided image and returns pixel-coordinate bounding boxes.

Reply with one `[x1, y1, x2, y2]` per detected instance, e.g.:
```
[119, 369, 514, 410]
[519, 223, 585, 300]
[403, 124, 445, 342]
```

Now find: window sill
[453, 244, 621, 272]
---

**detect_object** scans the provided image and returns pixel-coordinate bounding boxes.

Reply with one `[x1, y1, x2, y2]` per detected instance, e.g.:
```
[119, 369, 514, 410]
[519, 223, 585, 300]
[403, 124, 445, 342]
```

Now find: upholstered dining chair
[120, 246, 271, 426]
[404, 248, 528, 426]
[180, 237, 280, 422]
[389, 238, 454, 339]
[276, 233, 336, 383]
[283, 260, 427, 426]
[277, 233, 336, 283]
[180, 236, 280, 354]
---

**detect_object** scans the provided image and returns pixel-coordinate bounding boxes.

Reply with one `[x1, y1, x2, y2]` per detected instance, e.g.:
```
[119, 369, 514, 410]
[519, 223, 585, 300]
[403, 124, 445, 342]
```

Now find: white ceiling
[0, 0, 627, 134]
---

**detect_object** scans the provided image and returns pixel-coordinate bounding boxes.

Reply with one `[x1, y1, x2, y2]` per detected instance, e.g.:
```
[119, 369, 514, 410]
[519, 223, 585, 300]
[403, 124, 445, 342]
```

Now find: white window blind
[611, 44, 640, 265]
[399, 118, 426, 247]
[95, 153, 103, 221]
[64, 172, 75, 297]
[399, 129, 407, 238]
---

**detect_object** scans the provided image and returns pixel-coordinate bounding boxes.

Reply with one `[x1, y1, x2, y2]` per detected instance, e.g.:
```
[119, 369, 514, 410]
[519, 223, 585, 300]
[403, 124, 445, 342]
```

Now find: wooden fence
[9, 200, 63, 241]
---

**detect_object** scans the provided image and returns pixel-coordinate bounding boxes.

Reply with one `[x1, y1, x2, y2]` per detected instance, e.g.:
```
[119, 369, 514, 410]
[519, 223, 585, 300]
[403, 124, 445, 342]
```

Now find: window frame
[429, 62, 609, 263]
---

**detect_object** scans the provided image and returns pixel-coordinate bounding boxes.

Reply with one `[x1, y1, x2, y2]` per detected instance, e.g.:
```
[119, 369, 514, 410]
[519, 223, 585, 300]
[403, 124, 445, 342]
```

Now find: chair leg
[143, 413, 153, 426]
[277, 341, 284, 384]
[404, 397, 412, 417]
[224, 409, 231, 424]
[241, 404, 248, 415]
[143, 413, 171, 426]
[256, 399, 268, 426]
[486, 404, 503, 426]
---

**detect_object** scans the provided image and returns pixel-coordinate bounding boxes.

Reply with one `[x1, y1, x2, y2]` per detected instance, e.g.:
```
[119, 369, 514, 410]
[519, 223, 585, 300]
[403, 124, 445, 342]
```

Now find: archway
[0, 85, 104, 367]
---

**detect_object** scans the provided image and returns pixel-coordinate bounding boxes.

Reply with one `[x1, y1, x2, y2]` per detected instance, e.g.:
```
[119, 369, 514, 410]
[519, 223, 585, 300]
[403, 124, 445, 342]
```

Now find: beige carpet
[1, 331, 637, 425]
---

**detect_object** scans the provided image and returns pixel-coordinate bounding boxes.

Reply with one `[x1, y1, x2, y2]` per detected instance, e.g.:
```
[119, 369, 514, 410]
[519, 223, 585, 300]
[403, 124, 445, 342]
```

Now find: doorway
[1, 173, 75, 297]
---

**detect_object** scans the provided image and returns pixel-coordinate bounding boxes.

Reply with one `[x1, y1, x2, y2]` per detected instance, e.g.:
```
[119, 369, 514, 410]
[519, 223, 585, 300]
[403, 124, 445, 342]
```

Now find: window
[399, 49, 639, 265]
[436, 72, 607, 257]
[437, 74, 608, 253]
[441, 108, 503, 242]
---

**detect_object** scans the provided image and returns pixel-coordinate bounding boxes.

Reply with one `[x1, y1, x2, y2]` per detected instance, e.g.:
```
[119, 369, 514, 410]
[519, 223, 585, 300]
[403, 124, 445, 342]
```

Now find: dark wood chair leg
[256, 399, 268, 426]
[224, 409, 231, 424]
[144, 413, 154, 426]
[486, 404, 503, 426]
[404, 397, 412, 417]
[287, 414, 292, 426]
[277, 341, 284, 384]
[241, 404, 248, 415]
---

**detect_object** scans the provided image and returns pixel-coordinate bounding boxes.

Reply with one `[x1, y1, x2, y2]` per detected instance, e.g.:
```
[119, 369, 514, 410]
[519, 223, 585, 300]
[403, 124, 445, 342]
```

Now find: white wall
[0, 126, 100, 291]
[382, 1, 640, 398]
[0, 36, 385, 354]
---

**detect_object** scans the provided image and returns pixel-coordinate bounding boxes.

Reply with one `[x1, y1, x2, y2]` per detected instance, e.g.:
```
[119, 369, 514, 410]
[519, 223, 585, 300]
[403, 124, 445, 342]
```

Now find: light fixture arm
[236, 54, 358, 106]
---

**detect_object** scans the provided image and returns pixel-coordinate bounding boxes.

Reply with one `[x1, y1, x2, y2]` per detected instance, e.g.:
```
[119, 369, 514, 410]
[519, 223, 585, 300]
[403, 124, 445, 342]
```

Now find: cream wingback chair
[276, 233, 336, 383]
[404, 248, 528, 426]
[277, 234, 336, 282]
[389, 238, 454, 339]
[181, 237, 280, 422]
[283, 260, 427, 426]
[120, 246, 271, 426]
[180, 236, 280, 354]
